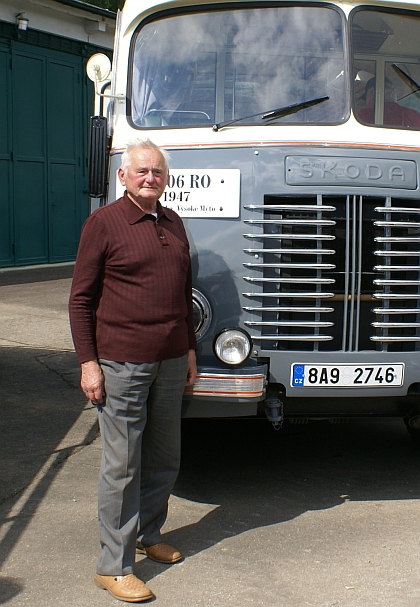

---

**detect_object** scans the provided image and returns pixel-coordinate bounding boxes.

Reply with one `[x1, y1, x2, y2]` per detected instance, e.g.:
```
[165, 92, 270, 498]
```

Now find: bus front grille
[242, 195, 420, 352]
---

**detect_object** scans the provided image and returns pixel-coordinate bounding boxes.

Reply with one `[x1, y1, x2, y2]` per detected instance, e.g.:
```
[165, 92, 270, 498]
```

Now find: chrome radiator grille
[242, 195, 420, 352]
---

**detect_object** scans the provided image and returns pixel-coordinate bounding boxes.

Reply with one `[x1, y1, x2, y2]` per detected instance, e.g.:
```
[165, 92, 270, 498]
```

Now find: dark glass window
[352, 9, 420, 130]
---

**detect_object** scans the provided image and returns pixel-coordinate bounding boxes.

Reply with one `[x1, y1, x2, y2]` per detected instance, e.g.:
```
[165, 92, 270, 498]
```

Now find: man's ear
[118, 167, 125, 185]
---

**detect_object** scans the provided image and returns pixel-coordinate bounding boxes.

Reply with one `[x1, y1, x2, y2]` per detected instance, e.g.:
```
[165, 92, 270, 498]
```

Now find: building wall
[0, 0, 115, 49]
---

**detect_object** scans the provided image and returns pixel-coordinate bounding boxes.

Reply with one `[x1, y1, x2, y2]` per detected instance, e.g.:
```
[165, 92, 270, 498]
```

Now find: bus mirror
[86, 53, 111, 83]
[88, 116, 108, 199]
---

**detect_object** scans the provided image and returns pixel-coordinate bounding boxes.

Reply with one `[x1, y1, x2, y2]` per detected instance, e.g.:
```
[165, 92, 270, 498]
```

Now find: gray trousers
[96, 355, 188, 576]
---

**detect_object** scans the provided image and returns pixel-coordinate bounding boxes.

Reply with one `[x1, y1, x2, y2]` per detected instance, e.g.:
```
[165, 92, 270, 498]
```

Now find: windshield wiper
[392, 64, 420, 101]
[212, 96, 329, 131]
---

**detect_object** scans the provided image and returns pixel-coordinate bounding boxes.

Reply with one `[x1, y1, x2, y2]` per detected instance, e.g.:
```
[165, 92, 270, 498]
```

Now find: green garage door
[0, 40, 93, 267]
[0, 43, 13, 266]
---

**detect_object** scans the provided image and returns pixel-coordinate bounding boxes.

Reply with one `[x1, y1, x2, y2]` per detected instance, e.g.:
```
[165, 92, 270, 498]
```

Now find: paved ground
[1, 263, 420, 607]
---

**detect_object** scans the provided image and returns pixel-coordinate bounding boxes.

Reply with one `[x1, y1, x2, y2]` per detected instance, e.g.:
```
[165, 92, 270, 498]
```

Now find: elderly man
[69, 138, 197, 603]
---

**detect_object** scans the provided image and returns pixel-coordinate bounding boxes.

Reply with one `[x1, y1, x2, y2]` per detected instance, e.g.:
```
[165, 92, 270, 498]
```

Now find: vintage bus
[86, 0, 420, 440]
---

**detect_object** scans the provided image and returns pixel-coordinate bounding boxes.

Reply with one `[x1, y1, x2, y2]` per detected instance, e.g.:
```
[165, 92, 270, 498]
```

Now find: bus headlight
[192, 289, 212, 340]
[214, 329, 252, 365]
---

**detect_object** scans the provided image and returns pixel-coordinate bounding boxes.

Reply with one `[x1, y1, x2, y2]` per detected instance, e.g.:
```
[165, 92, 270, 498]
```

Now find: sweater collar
[122, 192, 172, 225]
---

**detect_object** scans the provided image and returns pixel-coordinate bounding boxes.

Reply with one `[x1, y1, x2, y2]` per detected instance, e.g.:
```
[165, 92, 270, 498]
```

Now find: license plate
[291, 363, 404, 388]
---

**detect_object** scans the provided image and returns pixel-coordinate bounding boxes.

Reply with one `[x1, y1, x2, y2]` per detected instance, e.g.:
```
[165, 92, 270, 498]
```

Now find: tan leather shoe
[94, 573, 154, 602]
[136, 542, 183, 564]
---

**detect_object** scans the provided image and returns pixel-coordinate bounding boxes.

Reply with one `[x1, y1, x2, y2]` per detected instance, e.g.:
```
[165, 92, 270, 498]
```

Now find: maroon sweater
[69, 194, 196, 364]
[358, 102, 420, 128]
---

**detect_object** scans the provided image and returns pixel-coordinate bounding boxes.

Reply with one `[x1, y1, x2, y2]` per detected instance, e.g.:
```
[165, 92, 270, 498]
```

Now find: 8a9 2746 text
[291, 363, 404, 387]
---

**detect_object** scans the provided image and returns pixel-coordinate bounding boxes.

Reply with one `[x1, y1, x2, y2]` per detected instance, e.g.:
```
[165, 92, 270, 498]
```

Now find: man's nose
[145, 170, 156, 182]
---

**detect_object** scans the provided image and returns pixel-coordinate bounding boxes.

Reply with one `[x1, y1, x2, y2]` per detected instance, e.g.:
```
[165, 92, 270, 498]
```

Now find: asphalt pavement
[1, 263, 420, 607]
[0, 263, 99, 605]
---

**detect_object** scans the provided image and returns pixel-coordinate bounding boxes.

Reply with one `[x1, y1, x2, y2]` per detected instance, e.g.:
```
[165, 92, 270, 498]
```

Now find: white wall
[0, 0, 115, 49]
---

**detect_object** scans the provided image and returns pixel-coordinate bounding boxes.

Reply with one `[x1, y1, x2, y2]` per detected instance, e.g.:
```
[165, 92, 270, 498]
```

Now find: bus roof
[121, 0, 420, 22]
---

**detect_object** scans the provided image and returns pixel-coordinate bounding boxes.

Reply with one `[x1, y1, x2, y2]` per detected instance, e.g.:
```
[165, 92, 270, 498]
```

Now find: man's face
[118, 148, 168, 207]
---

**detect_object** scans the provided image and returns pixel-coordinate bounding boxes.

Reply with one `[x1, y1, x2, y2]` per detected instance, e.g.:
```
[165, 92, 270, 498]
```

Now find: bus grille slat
[374, 250, 420, 257]
[245, 321, 334, 327]
[250, 335, 334, 341]
[243, 233, 335, 240]
[243, 292, 335, 298]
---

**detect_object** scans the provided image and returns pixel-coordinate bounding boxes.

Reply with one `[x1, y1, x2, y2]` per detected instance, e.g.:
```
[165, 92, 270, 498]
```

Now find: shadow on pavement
[136, 416, 420, 581]
[0, 344, 97, 574]
[0, 576, 23, 604]
[0, 263, 74, 287]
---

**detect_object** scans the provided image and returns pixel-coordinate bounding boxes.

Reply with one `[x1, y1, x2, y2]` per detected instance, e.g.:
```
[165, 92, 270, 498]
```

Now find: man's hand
[81, 360, 105, 404]
[185, 349, 197, 386]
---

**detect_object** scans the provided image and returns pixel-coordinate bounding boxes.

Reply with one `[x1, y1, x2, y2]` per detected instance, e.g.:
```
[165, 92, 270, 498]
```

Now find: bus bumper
[182, 364, 267, 418]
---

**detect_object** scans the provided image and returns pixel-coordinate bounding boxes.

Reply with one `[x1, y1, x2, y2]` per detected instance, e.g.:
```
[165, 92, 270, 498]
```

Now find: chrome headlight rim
[213, 327, 252, 366]
[192, 288, 212, 341]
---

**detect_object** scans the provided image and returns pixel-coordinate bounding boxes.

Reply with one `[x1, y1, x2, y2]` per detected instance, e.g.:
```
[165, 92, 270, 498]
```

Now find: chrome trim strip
[243, 234, 335, 240]
[251, 335, 333, 341]
[372, 322, 420, 328]
[374, 221, 420, 228]
[245, 219, 336, 225]
[373, 293, 420, 299]
[244, 204, 336, 211]
[373, 308, 420, 314]
[374, 250, 420, 257]
[354, 195, 363, 350]
[243, 277, 335, 284]
[245, 321, 334, 327]
[243, 292, 335, 298]
[370, 336, 420, 342]
[244, 306, 334, 312]
[244, 262, 336, 269]
[375, 237, 420, 242]
[244, 248, 335, 255]
[373, 279, 420, 285]
[375, 207, 420, 214]
[374, 265, 420, 271]
[342, 195, 350, 350]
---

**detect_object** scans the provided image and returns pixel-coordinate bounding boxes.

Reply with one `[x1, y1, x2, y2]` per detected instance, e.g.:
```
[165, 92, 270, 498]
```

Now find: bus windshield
[130, 5, 347, 128]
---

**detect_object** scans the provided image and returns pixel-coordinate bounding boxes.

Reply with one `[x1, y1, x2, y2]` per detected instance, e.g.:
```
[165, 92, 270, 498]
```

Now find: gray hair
[120, 138, 170, 173]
